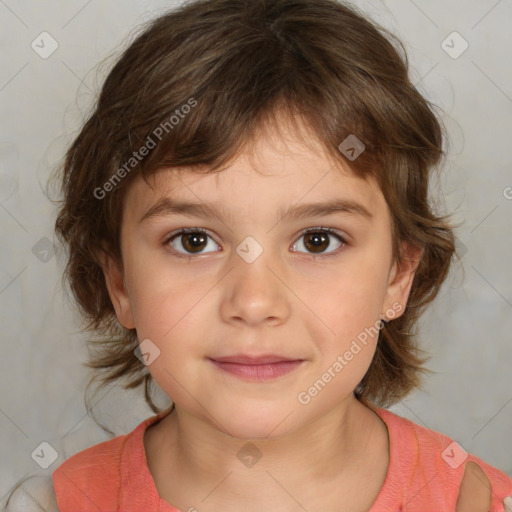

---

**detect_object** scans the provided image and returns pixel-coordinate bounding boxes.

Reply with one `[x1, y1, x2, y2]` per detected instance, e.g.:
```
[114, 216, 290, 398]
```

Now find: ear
[96, 248, 136, 330]
[381, 241, 423, 321]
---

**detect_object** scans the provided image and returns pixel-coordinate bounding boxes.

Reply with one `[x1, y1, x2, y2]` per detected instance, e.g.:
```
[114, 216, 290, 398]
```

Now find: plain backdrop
[1, 0, 511, 504]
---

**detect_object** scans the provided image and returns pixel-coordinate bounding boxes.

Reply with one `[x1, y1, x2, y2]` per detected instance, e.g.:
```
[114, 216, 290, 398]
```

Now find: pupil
[184, 233, 206, 252]
[306, 233, 328, 253]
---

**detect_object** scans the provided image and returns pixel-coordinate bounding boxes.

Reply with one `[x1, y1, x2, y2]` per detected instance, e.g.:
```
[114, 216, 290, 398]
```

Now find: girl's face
[102, 119, 420, 438]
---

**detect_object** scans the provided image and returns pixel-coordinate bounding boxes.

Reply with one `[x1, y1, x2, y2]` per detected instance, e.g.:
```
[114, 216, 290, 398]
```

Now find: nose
[219, 244, 291, 327]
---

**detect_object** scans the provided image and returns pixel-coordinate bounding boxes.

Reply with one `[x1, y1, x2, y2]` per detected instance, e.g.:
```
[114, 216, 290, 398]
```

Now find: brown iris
[303, 232, 330, 253]
[181, 232, 208, 253]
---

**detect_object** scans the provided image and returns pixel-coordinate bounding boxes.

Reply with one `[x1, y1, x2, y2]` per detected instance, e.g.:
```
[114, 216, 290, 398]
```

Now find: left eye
[291, 228, 346, 256]
[164, 227, 347, 257]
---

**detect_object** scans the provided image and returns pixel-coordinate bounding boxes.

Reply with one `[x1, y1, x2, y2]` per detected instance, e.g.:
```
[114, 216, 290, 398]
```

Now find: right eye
[164, 228, 220, 256]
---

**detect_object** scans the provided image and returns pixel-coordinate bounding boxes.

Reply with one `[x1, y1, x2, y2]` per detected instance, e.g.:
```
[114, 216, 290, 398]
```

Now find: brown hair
[51, 0, 460, 425]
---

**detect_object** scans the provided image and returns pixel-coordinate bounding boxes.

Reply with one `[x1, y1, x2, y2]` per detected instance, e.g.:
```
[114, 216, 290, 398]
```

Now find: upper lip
[209, 354, 303, 365]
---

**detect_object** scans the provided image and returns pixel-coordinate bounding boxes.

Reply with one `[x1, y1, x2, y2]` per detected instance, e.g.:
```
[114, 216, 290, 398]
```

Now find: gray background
[1, 0, 511, 504]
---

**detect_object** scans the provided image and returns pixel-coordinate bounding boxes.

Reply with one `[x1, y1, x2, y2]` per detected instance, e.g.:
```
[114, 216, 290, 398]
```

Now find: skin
[456, 462, 492, 511]
[99, 114, 492, 511]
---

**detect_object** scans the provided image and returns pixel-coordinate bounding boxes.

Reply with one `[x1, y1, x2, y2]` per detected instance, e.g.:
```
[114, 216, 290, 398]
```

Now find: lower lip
[209, 359, 304, 381]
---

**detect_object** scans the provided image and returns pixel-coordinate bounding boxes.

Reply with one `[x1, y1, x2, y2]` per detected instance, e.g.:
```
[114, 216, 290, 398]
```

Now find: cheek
[131, 275, 205, 345]
[305, 256, 390, 379]
[319, 260, 390, 334]
[124, 241, 208, 331]
[129, 276, 208, 398]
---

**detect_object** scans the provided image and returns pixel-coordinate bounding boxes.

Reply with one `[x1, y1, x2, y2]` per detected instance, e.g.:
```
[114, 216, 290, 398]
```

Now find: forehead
[122, 170, 386, 236]
[122, 116, 387, 225]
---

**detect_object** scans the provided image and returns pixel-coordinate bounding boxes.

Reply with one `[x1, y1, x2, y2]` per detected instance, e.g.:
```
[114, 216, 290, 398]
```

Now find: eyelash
[163, 227, 349, 260]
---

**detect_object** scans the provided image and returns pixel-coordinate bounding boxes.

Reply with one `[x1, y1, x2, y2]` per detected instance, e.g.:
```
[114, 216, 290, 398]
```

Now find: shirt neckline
[127, 401, 401, 511]
[364, 400, 403, 511]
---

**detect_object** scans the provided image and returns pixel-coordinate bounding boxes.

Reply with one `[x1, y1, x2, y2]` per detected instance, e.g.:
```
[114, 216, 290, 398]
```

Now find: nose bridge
[221, 234, 289, 325]
[232, 233, 278, 293]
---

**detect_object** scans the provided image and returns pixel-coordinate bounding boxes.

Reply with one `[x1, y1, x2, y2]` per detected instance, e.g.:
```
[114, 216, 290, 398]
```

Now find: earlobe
[382, 241, 423, 320]
[96, 248, 136, 330]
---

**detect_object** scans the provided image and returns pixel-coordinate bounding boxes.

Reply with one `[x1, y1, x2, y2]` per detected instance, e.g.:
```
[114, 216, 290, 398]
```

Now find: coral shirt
[52, 401, 512, 511]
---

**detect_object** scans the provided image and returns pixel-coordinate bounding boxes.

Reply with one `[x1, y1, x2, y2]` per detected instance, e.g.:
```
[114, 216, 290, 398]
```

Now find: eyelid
[296, 226, 349, 240]
[163, 227, 219, 248]
[292, 226, 349, 258]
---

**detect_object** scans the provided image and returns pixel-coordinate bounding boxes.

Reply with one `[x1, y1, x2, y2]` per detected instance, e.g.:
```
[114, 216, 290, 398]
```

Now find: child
[22, 0, 512, 510]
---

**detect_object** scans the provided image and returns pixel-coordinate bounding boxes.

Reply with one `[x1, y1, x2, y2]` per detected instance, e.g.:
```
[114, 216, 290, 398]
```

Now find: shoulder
[4, 414, 161, 512]
[50, 431, 133, 511]
[374, 405, 512, 510]
[52, 431, 130, 489]
[3, 474, 59, 512]
[456, 461, 492, 511]
[50, 414, 159, 511]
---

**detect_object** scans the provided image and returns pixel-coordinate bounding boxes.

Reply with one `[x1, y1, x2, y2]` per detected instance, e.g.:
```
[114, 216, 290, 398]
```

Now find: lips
[208, 354, 304, 381]
[210, 354, 302, 365]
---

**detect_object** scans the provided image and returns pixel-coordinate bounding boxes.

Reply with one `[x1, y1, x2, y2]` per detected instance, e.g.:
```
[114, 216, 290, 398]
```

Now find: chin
[214, 402, 301, 440]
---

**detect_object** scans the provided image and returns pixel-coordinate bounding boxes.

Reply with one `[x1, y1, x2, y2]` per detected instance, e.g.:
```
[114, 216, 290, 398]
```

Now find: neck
[146, 395, 388, 509]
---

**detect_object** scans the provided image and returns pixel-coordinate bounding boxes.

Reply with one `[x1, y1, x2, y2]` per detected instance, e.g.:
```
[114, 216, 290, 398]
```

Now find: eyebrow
[138, 197, 373, 225]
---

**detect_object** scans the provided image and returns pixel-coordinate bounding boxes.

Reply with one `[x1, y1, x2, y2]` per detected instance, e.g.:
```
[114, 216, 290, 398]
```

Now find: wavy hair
[51, 0, 460, 426]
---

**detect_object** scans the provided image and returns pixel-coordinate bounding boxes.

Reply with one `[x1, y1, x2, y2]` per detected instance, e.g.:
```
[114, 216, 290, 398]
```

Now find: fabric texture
[52, 401, 512, 511]
[3, 475, 59, 512]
